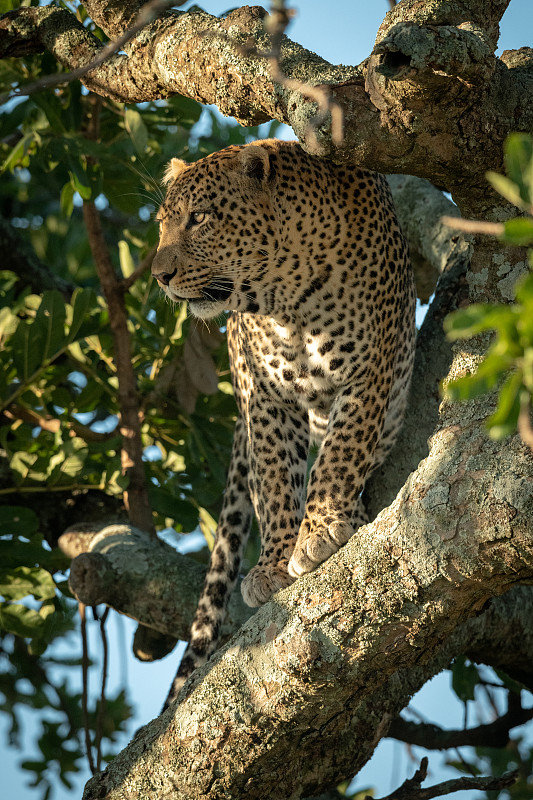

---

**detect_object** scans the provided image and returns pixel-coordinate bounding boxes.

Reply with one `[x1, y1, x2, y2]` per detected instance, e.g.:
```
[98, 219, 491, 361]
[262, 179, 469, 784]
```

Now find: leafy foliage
[0, 20, 284, 794]
[444, 134, 533, 441]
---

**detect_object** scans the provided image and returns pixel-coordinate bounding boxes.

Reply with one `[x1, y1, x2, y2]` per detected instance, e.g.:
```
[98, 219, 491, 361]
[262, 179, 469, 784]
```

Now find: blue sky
[2, 1, 532, 799]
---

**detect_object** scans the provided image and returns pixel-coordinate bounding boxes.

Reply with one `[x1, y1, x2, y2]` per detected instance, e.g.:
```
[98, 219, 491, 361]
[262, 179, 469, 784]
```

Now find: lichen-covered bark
[82, 414, 533, 799]
[60, 523, 253, 643]
[1, 0, 532, 193]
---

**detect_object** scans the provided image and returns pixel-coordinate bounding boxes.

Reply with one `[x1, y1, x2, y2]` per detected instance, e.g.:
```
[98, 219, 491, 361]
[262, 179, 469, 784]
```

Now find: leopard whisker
[208, 281, 257, 305]
[128, 159, 166, 203]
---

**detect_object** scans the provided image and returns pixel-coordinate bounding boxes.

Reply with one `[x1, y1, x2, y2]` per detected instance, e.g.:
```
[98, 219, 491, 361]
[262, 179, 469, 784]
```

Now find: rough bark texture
[2, 0, 533, 798]
[1, 0, 532, 194]
[79, 444, 533, 799]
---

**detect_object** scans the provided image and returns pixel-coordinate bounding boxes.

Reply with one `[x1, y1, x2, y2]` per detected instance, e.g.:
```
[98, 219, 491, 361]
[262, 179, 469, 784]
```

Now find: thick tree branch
[364, 178, 472, 519]
[80, 429, 533, 800]
[2, 1, 531, 193]
[59, 523, 253, 643]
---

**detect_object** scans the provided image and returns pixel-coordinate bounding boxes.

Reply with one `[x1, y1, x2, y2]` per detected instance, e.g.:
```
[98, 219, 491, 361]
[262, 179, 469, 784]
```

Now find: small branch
[367, 758, 517, 800]
[4, 405, 118, 442]
[79, 602, 97, 776]
[82, 201, 154, 534]
[388, 697, 533, 750]
[95, 607, 110, 772]
[442, 215, 504, 236]
[120, 245, 157, 292]
[263, 2, 343, 150]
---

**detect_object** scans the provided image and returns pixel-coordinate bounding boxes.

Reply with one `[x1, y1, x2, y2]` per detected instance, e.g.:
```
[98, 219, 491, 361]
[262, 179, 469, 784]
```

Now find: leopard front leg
[288, 383, 386, 578]
[241, 400, 310, 607]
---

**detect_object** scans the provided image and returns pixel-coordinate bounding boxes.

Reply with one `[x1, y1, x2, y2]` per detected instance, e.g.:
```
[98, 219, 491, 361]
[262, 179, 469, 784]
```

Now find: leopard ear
[239, 145, 270, 182]
[163, 158, 188, 185]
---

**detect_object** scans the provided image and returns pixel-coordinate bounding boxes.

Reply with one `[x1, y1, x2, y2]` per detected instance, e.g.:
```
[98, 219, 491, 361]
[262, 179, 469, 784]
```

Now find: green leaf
[444, 304, 516, 340]
[148, 485, 199, 530]
[60, 181, 75, 218]
[118, 240, 135, 278]
[0, 567, 56, 602]
[504, 132, 533, 205]
[124, 109, 148, 155]
[0, 505, 39, 538]
[493, 667, 526, 694]
[502, 216, 533, 246]
[165, 95, 203, 127]
[486, 370, 523, 439]
[486, 172, 524, 209]
[2, 132, 34, 172]
[9, 291, 67, 380]
[32, 94, 66, 134]
[36, 290, 67, 361]
[444, 353, 512, 403]
[67, 157, 92, 200]
[0, 0, 21, 12]
[67, 288, 98, 342]
[451, 656, 480, 703]
[0, 601, 46, 637]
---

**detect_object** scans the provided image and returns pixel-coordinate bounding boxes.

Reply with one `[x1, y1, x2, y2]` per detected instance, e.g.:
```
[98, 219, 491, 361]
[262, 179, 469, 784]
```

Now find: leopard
[151, 139, 416, 710]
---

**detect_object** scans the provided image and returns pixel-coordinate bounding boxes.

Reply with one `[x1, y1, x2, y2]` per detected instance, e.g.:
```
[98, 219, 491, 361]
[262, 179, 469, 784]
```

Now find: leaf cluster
[444, 134, 533, 441]
[0, 33, 284, 793]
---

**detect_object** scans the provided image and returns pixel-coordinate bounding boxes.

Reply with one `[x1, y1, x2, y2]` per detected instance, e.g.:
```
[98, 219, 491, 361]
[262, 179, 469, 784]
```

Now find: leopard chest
[230, 313, 365, 414]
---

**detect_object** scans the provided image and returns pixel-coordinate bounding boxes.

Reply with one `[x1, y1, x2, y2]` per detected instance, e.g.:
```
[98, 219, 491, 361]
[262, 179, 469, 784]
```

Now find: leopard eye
[190, 211, 207, 225]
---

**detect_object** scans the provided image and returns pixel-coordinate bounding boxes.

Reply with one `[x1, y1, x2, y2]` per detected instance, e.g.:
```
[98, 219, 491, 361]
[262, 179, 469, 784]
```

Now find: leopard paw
[288, 519, 354, 578]
[241, 561, 295, 607]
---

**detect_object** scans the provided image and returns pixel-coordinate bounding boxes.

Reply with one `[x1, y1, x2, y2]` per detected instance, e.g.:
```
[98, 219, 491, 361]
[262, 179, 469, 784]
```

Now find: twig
[95, 607, 110, 772]
[366, 757, 518, 800]
[441, 216, 504, 237]
[266, 1, 343, 148]
[79, 602, 97, 775]
[120, 245, 157, 292]
[0, 483, 105, 495]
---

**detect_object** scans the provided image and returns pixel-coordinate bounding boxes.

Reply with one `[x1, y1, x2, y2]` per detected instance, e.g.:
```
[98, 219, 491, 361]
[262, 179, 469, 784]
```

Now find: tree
[1, 1, 533, 799]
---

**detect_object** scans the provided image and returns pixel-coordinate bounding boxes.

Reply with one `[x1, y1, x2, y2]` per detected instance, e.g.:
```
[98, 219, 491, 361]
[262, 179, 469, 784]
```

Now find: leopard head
[151, 143, 280, 319]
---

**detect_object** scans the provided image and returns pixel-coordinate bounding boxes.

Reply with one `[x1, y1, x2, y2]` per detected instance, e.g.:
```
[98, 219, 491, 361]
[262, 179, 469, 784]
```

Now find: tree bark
[1, 0, 532, 193]
[79, 426, 533, 800]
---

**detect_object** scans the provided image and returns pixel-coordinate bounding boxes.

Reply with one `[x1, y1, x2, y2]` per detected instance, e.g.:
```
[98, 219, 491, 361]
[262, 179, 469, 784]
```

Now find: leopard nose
[152, 267, 177, 286]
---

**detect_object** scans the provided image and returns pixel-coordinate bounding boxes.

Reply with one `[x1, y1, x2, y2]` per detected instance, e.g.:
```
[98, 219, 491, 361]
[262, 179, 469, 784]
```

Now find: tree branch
[0, 0, 178, 103]
[364, 177, 472, 519]
[389, 695, 533, 750]
[3, 2, 531, 191]
[82, 202, 154, 534]
[80, 440, 533, 800]
[368, 758, 517, 800]
[59, 523, 253, 644]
